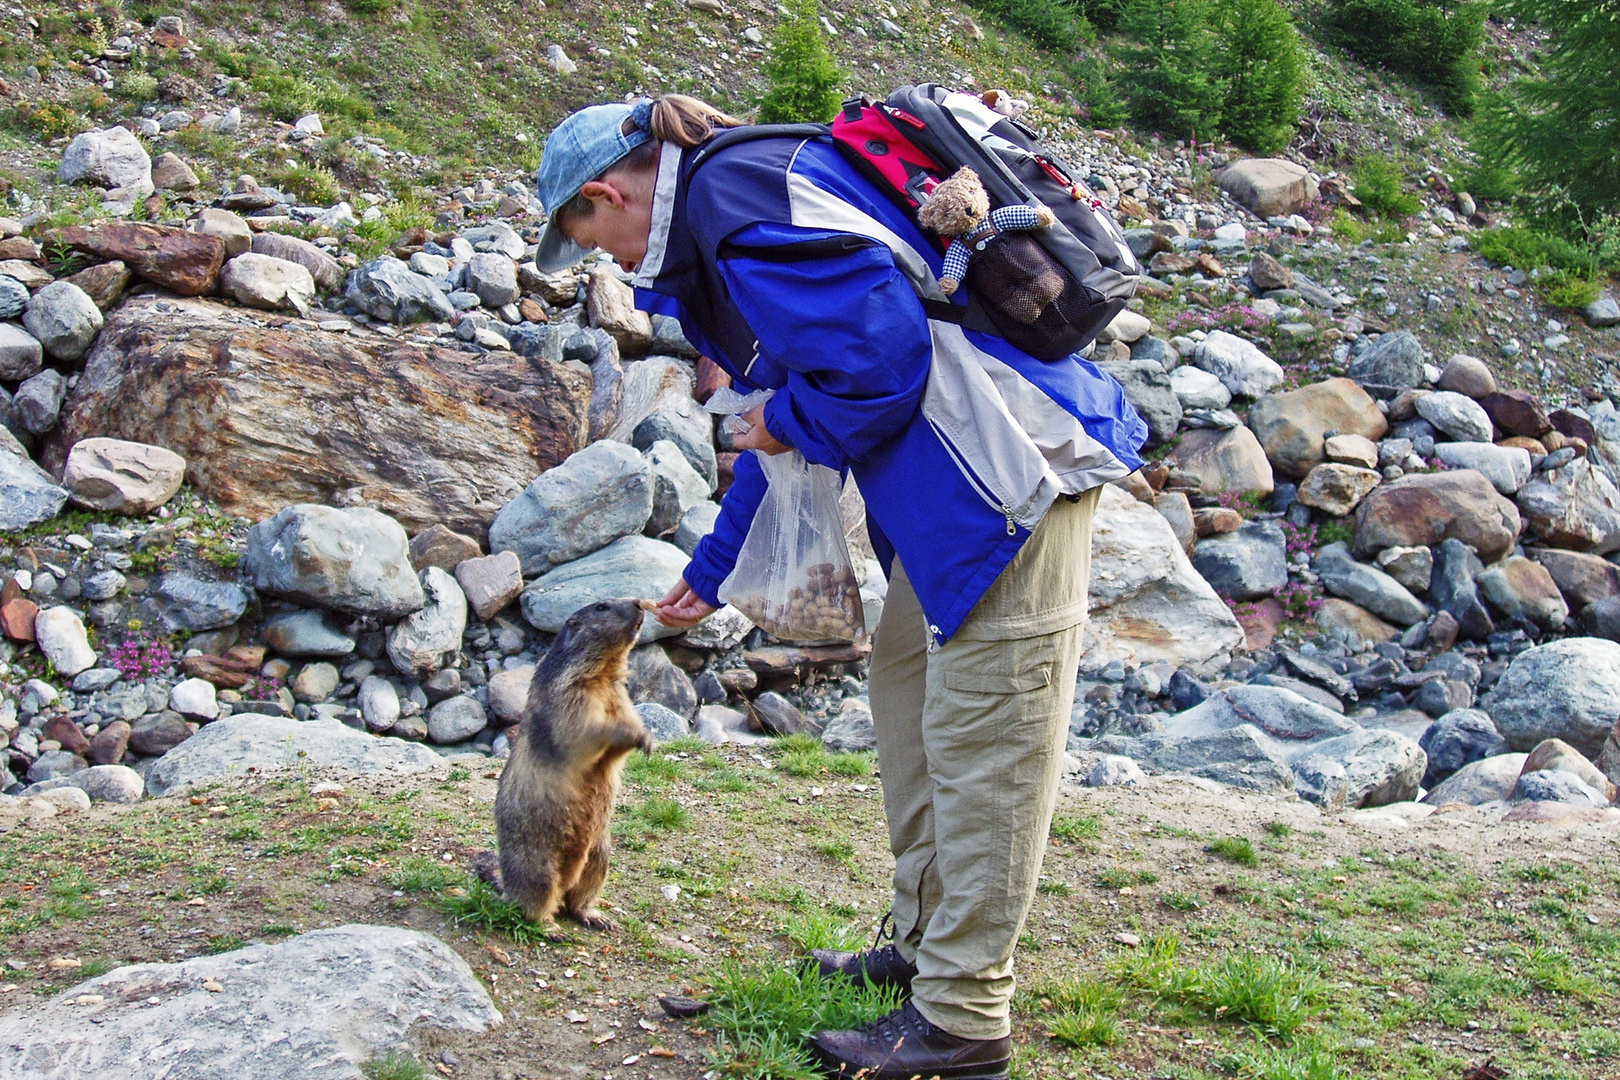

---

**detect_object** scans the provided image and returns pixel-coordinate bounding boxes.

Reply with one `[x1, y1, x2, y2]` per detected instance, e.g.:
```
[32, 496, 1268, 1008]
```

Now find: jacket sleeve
[717, 222, 933, 473]
[682, 448, 767, 609]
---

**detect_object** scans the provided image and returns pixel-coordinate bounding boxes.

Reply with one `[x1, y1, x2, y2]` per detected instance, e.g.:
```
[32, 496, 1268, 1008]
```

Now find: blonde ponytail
[647, 93, 747, 149]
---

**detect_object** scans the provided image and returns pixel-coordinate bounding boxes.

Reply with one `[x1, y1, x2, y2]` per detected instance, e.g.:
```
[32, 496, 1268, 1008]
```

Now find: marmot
[475, 597, 655, 930]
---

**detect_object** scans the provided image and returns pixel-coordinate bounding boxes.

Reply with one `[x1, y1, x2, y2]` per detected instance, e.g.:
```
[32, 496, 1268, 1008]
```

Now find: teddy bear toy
[917, 166, 1065, 325]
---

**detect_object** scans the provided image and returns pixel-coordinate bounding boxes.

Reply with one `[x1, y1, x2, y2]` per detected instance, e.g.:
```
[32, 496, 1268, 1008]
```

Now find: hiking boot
[809, 1000, 1010, 1080]
[808, 943, 919, 992]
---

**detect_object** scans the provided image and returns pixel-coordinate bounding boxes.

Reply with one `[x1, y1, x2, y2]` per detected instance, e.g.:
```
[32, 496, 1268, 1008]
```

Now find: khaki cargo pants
[868, 486, 1099, 1041]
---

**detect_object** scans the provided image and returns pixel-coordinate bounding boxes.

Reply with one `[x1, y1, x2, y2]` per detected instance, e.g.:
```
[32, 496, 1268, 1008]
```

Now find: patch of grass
[625, 752, 685, 786]
[1517, 945, 1602, 1002]
[1209, 836, 1259, 867]
[387, 856, 465, 893]
[633, 796, 691, 832]
[78, 958, 115, 978]
[1418, 962, 1494, 1025]
[361, 1052, 426, 1080]
[42, 870, 97, 923]
[205, 933, 246, 954]
[1163, 891, 1206, 912]
[826, 752, 873, 778]
[810, 837, 856, 863]
[695, 766, 755, 793]
[1215, 1040, 1345, 1079]
[1050, 813, 1101, 843]
[1264, 821, 1293, 839]
[1036, 976, 1125, 1047]
[1096, 867, 1160, 890]
[1110, 932, 1325, 1039]
[432, 876, 552, 946]
[705, 960, 906, 1080]
[1048, 1005, 1121, 1048]
[779, 909, 863, 953]
[1037, 878, 1072, 896]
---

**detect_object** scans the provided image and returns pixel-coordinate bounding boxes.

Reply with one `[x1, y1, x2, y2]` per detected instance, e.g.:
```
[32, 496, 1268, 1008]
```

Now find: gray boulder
[1516, 456, 1620, 554]
[490, 440, 653, 574]
[344, 256, 455, 324]
[145, 713, 444, 795]
[1432, 441, 1531, 495]
[58, 125, 153, 194]
[426, 695, 487, 744]
[1313, 542, 1428, 626]
[636, 702, 692, 744]
[821, 697, 876, 752]
[1428, 537, 1494, 640]
[1422, 752, 1527, 805]
[153, 571, 250, 632]
[1584, 295, 1620, 329]
[644, 439, 710, 537]
[22, 281, 103, 362]
[26, 750, 86, 785]
[243, 505, 425, 620]
[1418, 708, 1507, 787]
[15, 368, 67, 434]
[220, 252, 316, 314]
[627, 643, 698, 718]
[1098, 360, 1182, 446]
[1086, 754, 1146, 787]
[1486, 637, 1620, 758]
[1512, 769, 1610, 806]
[1191, 518, 1287, 601]
[674, 501, 721, 555]
[1347, 330, 1424, 389]
[519, 535, 688, 643]
[1286, 727, 1425, 808]
[0, 276, 29, 321]
[1414, 391, 1493, 443]
[385, 567, 468, 678]
[0, 925, 500, 1080]
[251, 231, 344, 291]
[1162, 684, 1359, 743]
[0, 439, 69, 531]
[1097, 724, 1295, 792]
[1192, 330, 1284, 398]
[262, 609, 357, 657]
[464, 252, 520, 307]
[0, 321, 43, 380]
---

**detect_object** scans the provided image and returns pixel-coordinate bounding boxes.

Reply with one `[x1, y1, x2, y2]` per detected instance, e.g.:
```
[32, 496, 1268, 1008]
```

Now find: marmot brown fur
[474, 597, 654, 930]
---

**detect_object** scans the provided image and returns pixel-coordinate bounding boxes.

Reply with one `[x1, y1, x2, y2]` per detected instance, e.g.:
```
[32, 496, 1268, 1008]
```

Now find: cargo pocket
[943, 666, 1055, 784]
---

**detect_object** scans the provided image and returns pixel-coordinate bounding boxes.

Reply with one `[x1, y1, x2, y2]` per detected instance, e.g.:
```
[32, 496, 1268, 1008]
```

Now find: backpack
[689, 84, 1141, 360]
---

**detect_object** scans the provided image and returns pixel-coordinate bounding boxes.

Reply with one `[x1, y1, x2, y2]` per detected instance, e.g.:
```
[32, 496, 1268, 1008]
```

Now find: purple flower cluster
[107, 636, 173, 681]
[1277, 581, 1324, 619]
[1165, 302, 1271, 337]
[1281, 519, 1318, 560]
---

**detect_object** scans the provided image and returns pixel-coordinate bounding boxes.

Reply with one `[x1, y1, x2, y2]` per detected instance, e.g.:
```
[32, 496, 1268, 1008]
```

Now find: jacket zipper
[928, 418, 1018, 536]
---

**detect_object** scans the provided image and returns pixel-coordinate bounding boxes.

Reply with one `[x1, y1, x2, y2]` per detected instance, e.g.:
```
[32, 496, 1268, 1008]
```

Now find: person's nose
[617, 257, 639, 274]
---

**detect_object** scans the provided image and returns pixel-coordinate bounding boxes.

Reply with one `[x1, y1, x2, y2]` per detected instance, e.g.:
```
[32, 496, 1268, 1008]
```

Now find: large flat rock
[144, 713, 445, 796]
[0, 925, 500, 1080]
[40, 296, 590, 536]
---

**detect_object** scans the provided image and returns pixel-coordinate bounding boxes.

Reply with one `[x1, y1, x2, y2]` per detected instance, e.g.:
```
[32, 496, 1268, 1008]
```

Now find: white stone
[1098, 309, 1151, 344]
[1082, 484, 1245, 667]
[169, 677, 219, 719]
[1192, 330, 1285, 398]
[0, 926, 500, 1077]
[385, 567, 468, 678]
[58, 126, 152, 196]
[1432, 442, 1532, 495]
[1415, 390, 1493, 443]
[293, 113, 324, 136]
[34, 607, 96, 677]
[1168, 364, 1231, 410]
[63, 437, 186, 514]
[357, 675, 401, 732]
[220, 252, 316, 314]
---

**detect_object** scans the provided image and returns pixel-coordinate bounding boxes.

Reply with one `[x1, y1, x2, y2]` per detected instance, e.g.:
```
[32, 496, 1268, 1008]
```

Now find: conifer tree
[1476, 0, 1620, 214]
[757, 0, 844, 124]
[1115, 0, 1222, 140]
[1213, 0, 1304, 155]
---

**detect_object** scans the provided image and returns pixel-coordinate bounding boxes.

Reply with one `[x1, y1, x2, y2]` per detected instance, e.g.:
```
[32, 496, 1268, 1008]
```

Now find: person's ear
[579, 179, 627, 210]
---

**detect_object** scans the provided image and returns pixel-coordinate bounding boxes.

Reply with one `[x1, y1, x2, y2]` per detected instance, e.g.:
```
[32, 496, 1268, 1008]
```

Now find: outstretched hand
[732, 404, 791, 456]
[656, 578, 717, 629]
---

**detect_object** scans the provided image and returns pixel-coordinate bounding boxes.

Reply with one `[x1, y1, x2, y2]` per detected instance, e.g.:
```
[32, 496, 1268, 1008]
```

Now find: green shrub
[1067, 54, 1129, 128]
[1350, 154, 1422, 219]
[1470, 224, 1596, 273]
[1536, 268, 1602, 311]
[969, 0, 1093, 49]
[1321, 0, 1484, 115]
[1115, 0, 1222, 140]
[1072, 0, 1128, 32]
[16, 101, 84, 139]
[344, 0, 394, 12]
[757, 0, 844, 124]
[1212, 0, 1305, 155]
[1472, 0, 1620, 215]
[116, 71, 159, 102]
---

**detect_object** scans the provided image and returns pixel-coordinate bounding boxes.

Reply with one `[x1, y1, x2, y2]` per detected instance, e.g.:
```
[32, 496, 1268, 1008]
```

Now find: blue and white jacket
[630, 130, 1148, 646]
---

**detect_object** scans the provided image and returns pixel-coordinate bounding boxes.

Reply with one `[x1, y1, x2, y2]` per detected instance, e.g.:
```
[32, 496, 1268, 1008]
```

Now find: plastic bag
[710, 390, 867, 644]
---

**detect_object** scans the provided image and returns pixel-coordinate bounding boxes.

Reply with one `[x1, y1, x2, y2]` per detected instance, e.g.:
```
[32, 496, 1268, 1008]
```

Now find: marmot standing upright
[476, 598, 654, 930]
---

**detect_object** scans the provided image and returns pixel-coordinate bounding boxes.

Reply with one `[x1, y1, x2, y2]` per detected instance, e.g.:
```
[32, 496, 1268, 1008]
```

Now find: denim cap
[534, 99, 654, 271]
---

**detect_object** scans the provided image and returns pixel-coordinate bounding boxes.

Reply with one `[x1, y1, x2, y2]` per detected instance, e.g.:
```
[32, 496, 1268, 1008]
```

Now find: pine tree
[757, 0, 844, 124]
[1476, 0, 1620, 214]
[1212, 0, 1304, 155]
[1114, 0, 1222, 140]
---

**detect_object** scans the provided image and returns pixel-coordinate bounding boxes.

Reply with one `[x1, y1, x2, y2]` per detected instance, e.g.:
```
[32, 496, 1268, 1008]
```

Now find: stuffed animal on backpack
[917, 167, 1064, 325]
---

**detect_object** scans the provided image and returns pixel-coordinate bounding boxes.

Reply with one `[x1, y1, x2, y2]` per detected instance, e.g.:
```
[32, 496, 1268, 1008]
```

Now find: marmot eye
[594, 602, 609, 612]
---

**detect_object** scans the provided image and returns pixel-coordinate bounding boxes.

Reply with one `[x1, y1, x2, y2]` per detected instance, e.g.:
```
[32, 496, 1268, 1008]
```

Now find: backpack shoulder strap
[686, 123, 831, 174]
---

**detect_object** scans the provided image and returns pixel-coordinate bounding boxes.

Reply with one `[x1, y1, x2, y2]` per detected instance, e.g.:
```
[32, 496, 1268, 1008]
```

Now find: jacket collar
[631, 142, 683, 288]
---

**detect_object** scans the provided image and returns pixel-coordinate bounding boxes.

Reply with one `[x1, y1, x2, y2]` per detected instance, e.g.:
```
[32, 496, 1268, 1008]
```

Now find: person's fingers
[658, 579, 690, 607]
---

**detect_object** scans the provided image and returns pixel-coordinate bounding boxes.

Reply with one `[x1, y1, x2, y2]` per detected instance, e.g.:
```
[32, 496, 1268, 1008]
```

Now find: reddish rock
[179, 653, 256, 689]
[1426, 610, 1460, 652]
[0, 236, 38, 260]
[1236, 597, 1285, 650]
[64, 260, 133, 310]
[1549, 408, 1597, 447]
[695, 356, 731, 405]
[518, 297, 547, 323]
[1148, 251, 1194, 276]
[409, 524, 483, 572]
[1498, 435, 1546, 456]
[1, 596, 39, 641]
[1193, 253, 1225, 277]
[41, 295, 591, 536]
[87, 720, 131, 765]
[1192, 506, 1243, 536]
[1531, 548, 1620, 608]
[43, 714, 92, 756]
[1479, 389, 1550, 438]
[1315, 598, 1397, 644]
[1352, 469, 1521, 563]
[51, 222, 226, 296]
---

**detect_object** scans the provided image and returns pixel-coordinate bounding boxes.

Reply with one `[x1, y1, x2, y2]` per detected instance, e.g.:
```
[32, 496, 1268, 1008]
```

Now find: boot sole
[818, 1057, 1009, 1080]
